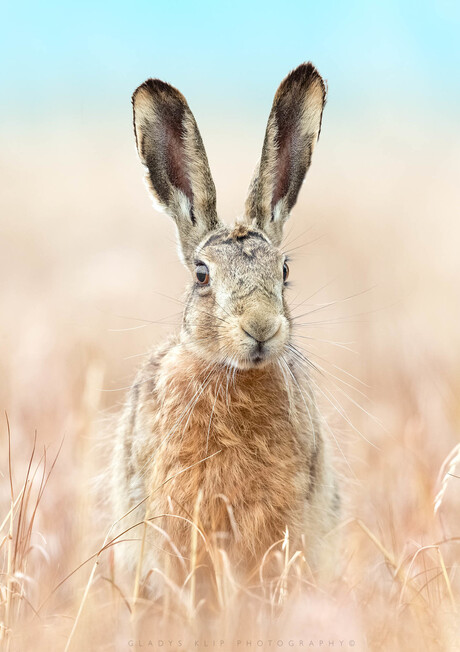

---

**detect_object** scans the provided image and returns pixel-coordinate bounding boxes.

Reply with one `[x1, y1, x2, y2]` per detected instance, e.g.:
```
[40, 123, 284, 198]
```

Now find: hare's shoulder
[114, 339, 176, 502]
[128, 338, 176, 426]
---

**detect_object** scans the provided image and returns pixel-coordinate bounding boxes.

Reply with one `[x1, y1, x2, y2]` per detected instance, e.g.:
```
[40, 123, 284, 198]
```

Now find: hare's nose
[240, 314, 281, 344]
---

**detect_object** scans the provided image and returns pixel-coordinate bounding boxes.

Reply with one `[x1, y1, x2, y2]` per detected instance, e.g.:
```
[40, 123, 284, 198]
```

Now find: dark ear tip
[277, 62, 327, 102]
[132, 78, 187, 107]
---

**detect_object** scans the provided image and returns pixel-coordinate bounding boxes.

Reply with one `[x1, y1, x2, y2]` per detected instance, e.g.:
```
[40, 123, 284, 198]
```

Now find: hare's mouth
[249, 341, 271, 366]
[211, 316, 288, 370]
[238, 340, 282, 369]
[229, 318, 287, 369]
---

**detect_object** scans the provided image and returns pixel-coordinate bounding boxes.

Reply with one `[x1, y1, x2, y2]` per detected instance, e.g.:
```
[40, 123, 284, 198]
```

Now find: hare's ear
[132, 79, 221, 266]
[244, 63, 326, 247]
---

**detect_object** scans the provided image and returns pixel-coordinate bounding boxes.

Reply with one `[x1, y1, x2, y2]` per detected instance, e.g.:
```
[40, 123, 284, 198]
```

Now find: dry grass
[0, 118, 459, 651]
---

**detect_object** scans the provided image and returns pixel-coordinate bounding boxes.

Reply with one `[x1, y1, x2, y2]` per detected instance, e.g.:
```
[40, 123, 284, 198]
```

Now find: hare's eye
[283, 262, 289, 282]
[195, 263, 210, 286]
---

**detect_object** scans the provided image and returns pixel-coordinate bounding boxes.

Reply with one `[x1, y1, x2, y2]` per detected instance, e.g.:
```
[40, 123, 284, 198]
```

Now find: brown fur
[111, 63, 338, 597]
[113, 342, 335, 577]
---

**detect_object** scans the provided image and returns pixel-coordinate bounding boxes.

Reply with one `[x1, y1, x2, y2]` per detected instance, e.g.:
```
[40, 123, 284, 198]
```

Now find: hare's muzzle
[239, 312, 283, 364]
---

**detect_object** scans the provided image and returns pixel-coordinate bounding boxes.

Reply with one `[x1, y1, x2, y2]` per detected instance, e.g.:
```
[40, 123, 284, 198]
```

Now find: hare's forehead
[197, 226, 281, 272]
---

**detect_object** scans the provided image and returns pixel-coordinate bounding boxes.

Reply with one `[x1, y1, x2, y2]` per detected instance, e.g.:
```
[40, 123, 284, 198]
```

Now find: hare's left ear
[244, 63, 326, 246]
[132, 79, 222, 266]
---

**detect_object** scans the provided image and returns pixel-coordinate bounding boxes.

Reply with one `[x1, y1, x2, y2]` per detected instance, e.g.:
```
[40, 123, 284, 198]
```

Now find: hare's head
[132, 63, 326, 370]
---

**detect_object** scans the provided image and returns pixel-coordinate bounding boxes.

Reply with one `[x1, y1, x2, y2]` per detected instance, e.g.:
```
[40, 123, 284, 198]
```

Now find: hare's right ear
[244, 63, 326, 247]
[132, 79, 222, 266]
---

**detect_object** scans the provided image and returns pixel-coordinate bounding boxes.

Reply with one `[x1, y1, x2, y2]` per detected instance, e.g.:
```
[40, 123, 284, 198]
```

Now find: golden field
[0, 110, 459, 651]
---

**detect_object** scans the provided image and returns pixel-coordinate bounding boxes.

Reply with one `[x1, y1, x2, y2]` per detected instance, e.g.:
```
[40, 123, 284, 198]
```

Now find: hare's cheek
[272, 315, 290, 348]
[188, 312, 225, 354]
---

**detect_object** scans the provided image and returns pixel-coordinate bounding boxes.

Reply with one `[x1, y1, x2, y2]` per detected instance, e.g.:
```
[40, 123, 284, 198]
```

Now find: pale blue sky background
[2, 0, 459, 127]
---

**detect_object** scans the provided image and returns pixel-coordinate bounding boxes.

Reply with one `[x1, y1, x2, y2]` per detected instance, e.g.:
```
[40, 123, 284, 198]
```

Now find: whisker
[213, 297, 234, 322]
[153, 290, 230, 325]
[294, 348, 387, 435]
[317, 380, 380, 450]
[288, 278, 339, 311]
[290, 342, 368, 390]
[225, 358, 232, 409]
[123, 351, 151, 361]
[285, 352, 356, 477]
[108, 324, 148, 332]
[294, 297, 403, 327]
[280, 355, 315, 448]
[277, 359, 297, 418]
[293, 333, 357, 354]
[281, 224, 316, 251]
[112, 311, 183, 325]
[165, 363, 221, 442]
[282, 233, 325, 255]
[287, 344, 379, 429]
[101, 373, 159, 392]
[138, 364, 223, 479]
[205, 379, 221, 455]
[289, 354, 379, 450]
[292, 286, 377, 321]
[294, 317, 370, 327]
[177, 368, 221, 449]
[150, 361, 216, 445]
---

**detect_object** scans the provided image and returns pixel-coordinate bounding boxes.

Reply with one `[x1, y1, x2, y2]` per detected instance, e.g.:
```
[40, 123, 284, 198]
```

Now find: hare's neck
[171, 347, 290, 406]
[158, 346, 307, 450]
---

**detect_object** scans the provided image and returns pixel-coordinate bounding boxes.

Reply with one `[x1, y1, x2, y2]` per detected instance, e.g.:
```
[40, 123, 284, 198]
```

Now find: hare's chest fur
[136, 347, 321, 564]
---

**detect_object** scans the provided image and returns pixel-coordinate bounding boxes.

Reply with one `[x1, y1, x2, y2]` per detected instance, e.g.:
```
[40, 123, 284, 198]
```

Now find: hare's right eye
[195, 263, 210, 286]
[283, 262, 290, 282]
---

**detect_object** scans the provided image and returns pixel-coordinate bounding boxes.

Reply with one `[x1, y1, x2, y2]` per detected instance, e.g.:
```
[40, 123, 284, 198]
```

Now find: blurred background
[1, 1, 460, 649]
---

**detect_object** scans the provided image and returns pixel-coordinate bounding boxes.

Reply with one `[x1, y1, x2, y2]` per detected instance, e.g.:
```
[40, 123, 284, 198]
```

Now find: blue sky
[2, 0, 459, 124]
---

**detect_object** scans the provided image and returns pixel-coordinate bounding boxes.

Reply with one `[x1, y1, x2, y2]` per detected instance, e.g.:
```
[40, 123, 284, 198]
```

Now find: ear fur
[132, 79, 221, 265]
[244, 63, 326, 246]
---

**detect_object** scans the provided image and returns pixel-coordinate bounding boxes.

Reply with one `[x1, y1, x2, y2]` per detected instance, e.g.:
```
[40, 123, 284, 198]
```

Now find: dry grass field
[1, 112, 459, 651]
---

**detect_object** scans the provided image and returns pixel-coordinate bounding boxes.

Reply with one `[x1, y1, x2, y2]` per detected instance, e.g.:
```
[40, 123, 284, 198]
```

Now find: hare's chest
[147, 368, 315, 558]
[150, 400, 309, 554]
[200, 440, 307, 542]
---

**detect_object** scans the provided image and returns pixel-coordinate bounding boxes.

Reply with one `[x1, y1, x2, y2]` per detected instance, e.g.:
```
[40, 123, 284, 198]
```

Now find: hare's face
[182, 224, 290, 370]
[132, 64, 326, 368]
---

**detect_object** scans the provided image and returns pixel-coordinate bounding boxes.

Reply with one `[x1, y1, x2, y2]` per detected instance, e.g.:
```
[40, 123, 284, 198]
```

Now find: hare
[110, 63, 340, 597]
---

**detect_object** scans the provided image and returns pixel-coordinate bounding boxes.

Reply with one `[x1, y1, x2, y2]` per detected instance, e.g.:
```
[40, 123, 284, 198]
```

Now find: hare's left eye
[196, 263, 210, 286]
[283, 262, 289, 282]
